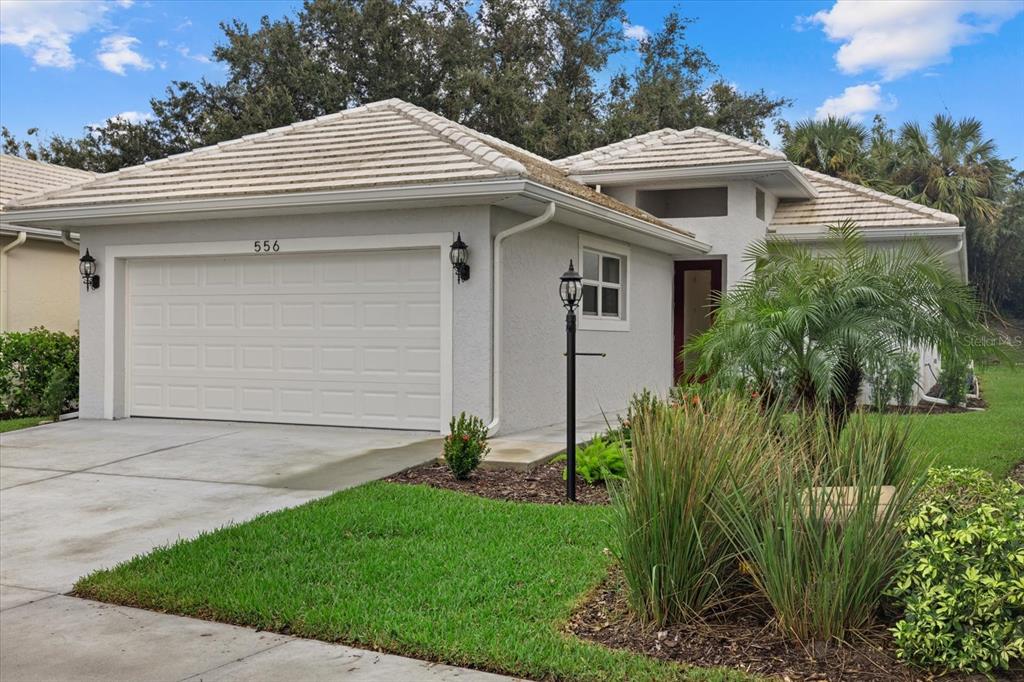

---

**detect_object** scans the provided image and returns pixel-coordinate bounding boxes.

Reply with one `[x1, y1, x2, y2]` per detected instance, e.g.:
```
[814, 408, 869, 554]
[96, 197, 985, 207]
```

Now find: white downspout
[60, 230, 79, 251]
[487, 201, 557, 436]
[1, 231, 28, 332]
[938, 235, 966, 281]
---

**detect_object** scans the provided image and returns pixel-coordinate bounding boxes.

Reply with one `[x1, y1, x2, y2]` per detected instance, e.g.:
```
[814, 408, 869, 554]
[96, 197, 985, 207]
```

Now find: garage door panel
[128, 249, 442, 430]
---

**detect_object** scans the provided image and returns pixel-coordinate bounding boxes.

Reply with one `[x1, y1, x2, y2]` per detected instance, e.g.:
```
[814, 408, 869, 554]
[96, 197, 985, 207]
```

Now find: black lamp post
[79, 249, 100, 291]
[559, 259, 583, 501]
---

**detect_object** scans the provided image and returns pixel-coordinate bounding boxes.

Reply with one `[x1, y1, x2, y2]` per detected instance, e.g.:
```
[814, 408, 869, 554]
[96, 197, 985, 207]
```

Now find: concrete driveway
[0, 418, 511, 681]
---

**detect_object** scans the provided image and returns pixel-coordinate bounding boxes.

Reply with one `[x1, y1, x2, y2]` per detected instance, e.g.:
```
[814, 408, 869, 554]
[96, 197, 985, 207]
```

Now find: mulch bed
[386, 462, 610, 505]
[1009, 461, 1024, 487]
[567, 570, 1011, 682]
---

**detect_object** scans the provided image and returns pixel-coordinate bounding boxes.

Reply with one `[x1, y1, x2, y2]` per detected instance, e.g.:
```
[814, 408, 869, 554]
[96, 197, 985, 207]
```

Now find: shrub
[41, 365, 75, 421]
[443, 413, 489, 480]
[867, 351, 919, 411]
[0, 328, 79, 418]
[888, 468, 1024, 673]
[553, 437, 625, 484]
[717, 414, 928, 643]
[938, 349, 970, 407]
[612, 391, 777, 625]
[891, 352, 919, 408]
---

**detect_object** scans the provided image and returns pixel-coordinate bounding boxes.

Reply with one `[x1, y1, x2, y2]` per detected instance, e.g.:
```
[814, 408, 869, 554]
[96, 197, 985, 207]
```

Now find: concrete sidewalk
[0, 418, 516, 681]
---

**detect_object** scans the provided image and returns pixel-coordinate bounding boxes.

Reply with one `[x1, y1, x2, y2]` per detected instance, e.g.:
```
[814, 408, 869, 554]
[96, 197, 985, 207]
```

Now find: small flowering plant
[443, 412, 490, 480]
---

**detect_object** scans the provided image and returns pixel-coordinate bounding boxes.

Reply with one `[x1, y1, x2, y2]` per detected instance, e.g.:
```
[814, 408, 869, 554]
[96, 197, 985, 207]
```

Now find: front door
[673, 259, 723, 382]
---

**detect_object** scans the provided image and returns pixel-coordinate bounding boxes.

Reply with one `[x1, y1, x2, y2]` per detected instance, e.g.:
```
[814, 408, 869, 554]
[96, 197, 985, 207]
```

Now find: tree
[778, 116, 868, 182]
[689, 223, 991, 434]
[603, 13, 788, 145]
[973, 173, 1024, 317]
[4, 1, 789, 170]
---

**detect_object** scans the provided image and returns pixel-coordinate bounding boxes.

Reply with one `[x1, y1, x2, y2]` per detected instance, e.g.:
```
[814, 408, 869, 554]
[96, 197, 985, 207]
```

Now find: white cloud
[623, 23, 649, 41]
[177, 45, 211, 64]
[814, 83, 896, 120]
[112, 110, 153, 124]
[97, 34, 151, 75]
[808, 0, 1022, 80]
[0, 0, 121, 69]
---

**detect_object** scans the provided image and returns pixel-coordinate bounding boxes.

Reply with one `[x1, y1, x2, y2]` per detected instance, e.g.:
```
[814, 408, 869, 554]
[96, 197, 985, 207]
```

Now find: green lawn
[0, 417, 51, 433]
[75, 483, 743, 682]
[909, 364, 1022, 476]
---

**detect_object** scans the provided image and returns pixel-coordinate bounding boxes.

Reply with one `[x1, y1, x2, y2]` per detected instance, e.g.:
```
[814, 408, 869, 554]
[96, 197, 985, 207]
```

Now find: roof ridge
[796, 167, 960, 224]
[377, 100, 528, 176]
[6, 103, 380, 209]
[687, 127, 786, 161]
[554, 128, 676, 170]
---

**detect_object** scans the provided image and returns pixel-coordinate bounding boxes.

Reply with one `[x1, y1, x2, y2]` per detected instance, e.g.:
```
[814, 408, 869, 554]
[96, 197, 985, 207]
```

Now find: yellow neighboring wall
[0, 234, 80, 334]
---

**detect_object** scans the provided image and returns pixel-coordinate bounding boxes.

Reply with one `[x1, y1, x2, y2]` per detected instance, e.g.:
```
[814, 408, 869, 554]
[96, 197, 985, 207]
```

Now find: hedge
[0, 328, 79, 418]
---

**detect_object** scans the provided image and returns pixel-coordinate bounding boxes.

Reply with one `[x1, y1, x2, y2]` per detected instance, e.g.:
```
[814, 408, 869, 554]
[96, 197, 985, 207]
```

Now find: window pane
[601, 287, 619, 317]
[602, 256, 620, 284]
[755, 188, 765, 221]
[582, 284, 598, 315]
[582, 251, 599, 280]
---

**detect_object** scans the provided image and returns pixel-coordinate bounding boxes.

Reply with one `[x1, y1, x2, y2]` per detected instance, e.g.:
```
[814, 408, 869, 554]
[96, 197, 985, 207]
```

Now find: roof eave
[522, 181, 712, 255]
[768, 224, 964, 239]
[0, 179, 530, 228]
[568, 160, 818, 199]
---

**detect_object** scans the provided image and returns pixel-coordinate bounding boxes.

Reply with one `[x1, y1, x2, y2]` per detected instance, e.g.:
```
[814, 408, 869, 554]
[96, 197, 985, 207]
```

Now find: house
[2, 99, 964, 434]
[0, 155, 96, 333]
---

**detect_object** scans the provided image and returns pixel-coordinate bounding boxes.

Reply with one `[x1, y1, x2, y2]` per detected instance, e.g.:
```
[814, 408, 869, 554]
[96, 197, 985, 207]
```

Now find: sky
[1, 0, 1022, 164]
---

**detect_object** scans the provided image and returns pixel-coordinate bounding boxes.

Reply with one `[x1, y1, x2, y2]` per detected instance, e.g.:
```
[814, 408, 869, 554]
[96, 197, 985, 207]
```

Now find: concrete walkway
[0, 418, 514, 681]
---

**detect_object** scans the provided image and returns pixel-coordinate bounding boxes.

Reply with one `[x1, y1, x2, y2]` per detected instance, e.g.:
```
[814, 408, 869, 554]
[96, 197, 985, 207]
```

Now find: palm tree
[781, 116, 868, 182]
[888, 115, 1011, 228]
[688, 223, 991, 434]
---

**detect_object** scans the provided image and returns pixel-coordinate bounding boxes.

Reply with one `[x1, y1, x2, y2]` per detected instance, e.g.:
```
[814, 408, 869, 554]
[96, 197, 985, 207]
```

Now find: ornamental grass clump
[443, 412, 489, 480]
[716, 415, 929, 643]
[888, 468, 1024, 674]
[611, 391, 778, 626]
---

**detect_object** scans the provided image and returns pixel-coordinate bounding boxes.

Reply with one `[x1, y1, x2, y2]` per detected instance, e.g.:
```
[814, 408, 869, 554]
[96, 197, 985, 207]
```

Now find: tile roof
[771, 169, 960, 229]
[554, 127, 785, 174]
[7, 99, 692, 237]
[555, 127, 960, 229]
[0, 155, 95, 210]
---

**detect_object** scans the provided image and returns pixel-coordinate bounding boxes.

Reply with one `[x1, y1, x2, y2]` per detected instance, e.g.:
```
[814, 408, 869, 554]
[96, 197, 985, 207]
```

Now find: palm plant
[781, 116, 868, 182]
[688, 223, 991, 434]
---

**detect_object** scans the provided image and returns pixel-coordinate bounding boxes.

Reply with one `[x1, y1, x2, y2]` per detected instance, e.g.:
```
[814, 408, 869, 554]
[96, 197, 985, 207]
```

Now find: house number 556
[253, 240, 280, 253]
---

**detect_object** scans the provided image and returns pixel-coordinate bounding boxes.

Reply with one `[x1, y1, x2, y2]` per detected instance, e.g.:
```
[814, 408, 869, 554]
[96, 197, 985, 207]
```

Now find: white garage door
[127, 249, 443, 430]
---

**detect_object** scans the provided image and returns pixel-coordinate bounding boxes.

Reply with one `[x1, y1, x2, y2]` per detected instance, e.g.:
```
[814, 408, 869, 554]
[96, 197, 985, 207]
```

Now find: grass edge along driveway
[75, 482, 746, 682]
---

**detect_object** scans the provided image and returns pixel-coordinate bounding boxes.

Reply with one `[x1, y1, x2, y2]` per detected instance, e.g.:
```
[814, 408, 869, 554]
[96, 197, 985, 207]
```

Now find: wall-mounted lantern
[79, 249, 100, 291]
[449, 232, 470, 283]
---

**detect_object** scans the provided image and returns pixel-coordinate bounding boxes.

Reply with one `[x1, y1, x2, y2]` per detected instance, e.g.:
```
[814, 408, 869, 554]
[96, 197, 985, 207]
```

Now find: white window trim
[577, 234, 630, 332]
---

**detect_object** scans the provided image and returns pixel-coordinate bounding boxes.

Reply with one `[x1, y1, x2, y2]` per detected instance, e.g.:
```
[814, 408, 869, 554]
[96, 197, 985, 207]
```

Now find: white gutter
[60, 230, 79, 251]
[769, 225, 966, 241]
[568, 160, 819, 199]
[522, 182, 712, 254]
[1, 231, 28, 331]
[487, 201, 557, 436]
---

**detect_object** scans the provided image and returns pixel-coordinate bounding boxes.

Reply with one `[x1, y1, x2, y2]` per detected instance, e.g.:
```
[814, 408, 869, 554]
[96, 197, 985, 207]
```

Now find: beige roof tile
[555, 127, 960, 229]
[555, 127, 785, 173]
[8, 99, 691, 237]
[771, 169, 960, 228]
[0, 155, 95, 209]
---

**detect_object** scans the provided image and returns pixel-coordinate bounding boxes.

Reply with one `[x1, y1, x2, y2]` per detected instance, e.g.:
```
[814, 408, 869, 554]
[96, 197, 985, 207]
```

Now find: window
[581, 249, 622, 318]
[755, 188, 765, 221]
[635, 187, 728, 218]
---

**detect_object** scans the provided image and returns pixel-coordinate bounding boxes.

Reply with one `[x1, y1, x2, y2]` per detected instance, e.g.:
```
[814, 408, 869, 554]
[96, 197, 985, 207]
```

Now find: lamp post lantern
[559, 260, 583, 501]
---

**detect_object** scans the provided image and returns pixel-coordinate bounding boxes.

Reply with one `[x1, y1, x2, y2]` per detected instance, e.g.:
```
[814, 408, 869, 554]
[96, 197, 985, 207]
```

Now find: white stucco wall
[494, 208, 674, 434]
[604, 180, 768, 290]
[75, 206, 493, 422]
